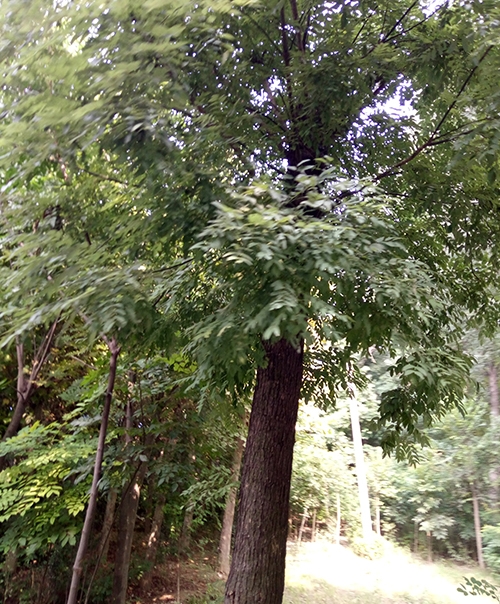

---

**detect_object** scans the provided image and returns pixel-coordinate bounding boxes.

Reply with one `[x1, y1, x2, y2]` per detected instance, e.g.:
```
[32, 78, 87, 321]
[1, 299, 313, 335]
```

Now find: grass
[284, 540, 497, 604]
[134, 539, 499, 603]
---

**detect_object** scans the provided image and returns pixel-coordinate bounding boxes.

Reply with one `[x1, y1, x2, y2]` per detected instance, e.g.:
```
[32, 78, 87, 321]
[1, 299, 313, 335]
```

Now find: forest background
[2, 0, 500, 603]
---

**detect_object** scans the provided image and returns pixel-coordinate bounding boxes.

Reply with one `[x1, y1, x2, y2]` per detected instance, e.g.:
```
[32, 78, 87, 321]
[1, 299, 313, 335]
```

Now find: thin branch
[243, 11, 282, 55]
[302, 9, 312, 50]
[67, 337, 121, 604]
[431, 47, 492, 139]
[382, 0, 419, 42]
[78, 166, 131, 186]
[16, 339, 25, 403]
[69, 356, 97, 371]
[428, 116, 492, 143]
[150, 258, 193, 274]
[376, 46, 493, 182]
[362, 0, 444, 59]
[384, 7, 444, 45]
[30, 316, 60, 384]
[352, 15, 371, 47]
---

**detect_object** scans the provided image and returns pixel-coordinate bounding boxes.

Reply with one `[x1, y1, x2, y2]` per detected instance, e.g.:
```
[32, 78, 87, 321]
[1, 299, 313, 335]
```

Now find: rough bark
[110, 459, 149, 604]
[67, 337, 120, 604]
[224, 338, 304, 604]
[349, 394, 373, 539]
[471, 482, 485, 568]
[218, 434, 245, 578]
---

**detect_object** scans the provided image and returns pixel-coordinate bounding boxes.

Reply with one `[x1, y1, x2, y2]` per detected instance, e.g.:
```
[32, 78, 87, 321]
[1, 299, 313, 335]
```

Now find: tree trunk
[311, 509, 317, 543]
[67, 337, 120, 604]
[110, 459, 149, 604]
[414, 520, 419, 554]
[224, 338, 304, 604]
[97, 487, 117, 565]
[218, 434, 245, 578]
[335, 493, 341, 546]
[144, 493, 166, 566]
[471, 482, 485, 569]
[427, 531, 432, 563]
[297, 508, 308, 546]
[374, 497, 381, 536]
[349, 394, 372, 540]
[179, 505, 194, 555]
[488, 363, 500, 507]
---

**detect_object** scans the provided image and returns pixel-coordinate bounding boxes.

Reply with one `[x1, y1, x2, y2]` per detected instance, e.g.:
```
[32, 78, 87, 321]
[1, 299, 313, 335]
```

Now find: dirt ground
[128, 554, 222, 604]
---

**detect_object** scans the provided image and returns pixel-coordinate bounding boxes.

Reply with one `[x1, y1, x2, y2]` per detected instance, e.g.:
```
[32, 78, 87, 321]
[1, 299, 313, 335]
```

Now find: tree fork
[224, 338, 303, 604]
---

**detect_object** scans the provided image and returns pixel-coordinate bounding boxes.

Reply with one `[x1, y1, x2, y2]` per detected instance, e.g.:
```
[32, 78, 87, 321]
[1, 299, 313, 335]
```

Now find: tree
[2, 2, 500, 604]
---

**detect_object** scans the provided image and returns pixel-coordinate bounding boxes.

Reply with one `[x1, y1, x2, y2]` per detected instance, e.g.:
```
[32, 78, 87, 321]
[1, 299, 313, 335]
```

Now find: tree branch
[376, 45, 493, 181]
[382, 0, 419, 42]
[78, 166, 130, 186]
[280, 7, 291, 69]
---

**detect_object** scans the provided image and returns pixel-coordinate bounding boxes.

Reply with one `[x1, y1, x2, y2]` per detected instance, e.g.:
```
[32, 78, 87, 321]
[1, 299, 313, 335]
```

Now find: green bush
[482, 525, 500, 572]
[186, 580, 225, 604]
[349, 533, 386, 560]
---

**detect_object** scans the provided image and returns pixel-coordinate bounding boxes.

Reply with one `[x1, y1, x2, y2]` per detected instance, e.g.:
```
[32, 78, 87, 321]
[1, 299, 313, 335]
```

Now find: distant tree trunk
[225, 338, 303, 604]
[146, 493, 166, 563]
[335, 494, 341, 545]
[67, 337, 120, 604]
[488, 363, 500, 507]
[374, 497, 381, 536]
[427, 531, 432, 563]
[97, 488, 117, 565]
[218, 434, 245, 577]
[311, 509, 317, 542]
[143, 480, 155, 537]
[349, 393, 372, 540]
[110, 458, 149, 604]
[471, 482, 485, 569]
[3, 550, 17, 598]
[179, 505, 194, 555]
[140, 492, 167, 591]
[414, 520, 419, 554]
[297, 508, 308, 546]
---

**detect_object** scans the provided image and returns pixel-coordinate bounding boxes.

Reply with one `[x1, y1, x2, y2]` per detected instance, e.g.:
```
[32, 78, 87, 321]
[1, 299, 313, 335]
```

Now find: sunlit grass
[284, 540, 497, 604]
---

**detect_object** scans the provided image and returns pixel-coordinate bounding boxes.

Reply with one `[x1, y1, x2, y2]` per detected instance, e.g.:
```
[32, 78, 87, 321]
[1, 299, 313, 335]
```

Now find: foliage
[1, 0, 500, 601]
[0, 421, 95, 559]
[458, 577, 500, 602]
[349, 533, 386, 560]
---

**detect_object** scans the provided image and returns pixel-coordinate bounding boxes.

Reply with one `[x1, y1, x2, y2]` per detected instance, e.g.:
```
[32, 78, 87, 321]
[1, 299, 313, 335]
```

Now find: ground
[128, 554, 223, 604]
[129, 540, 498, 604]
